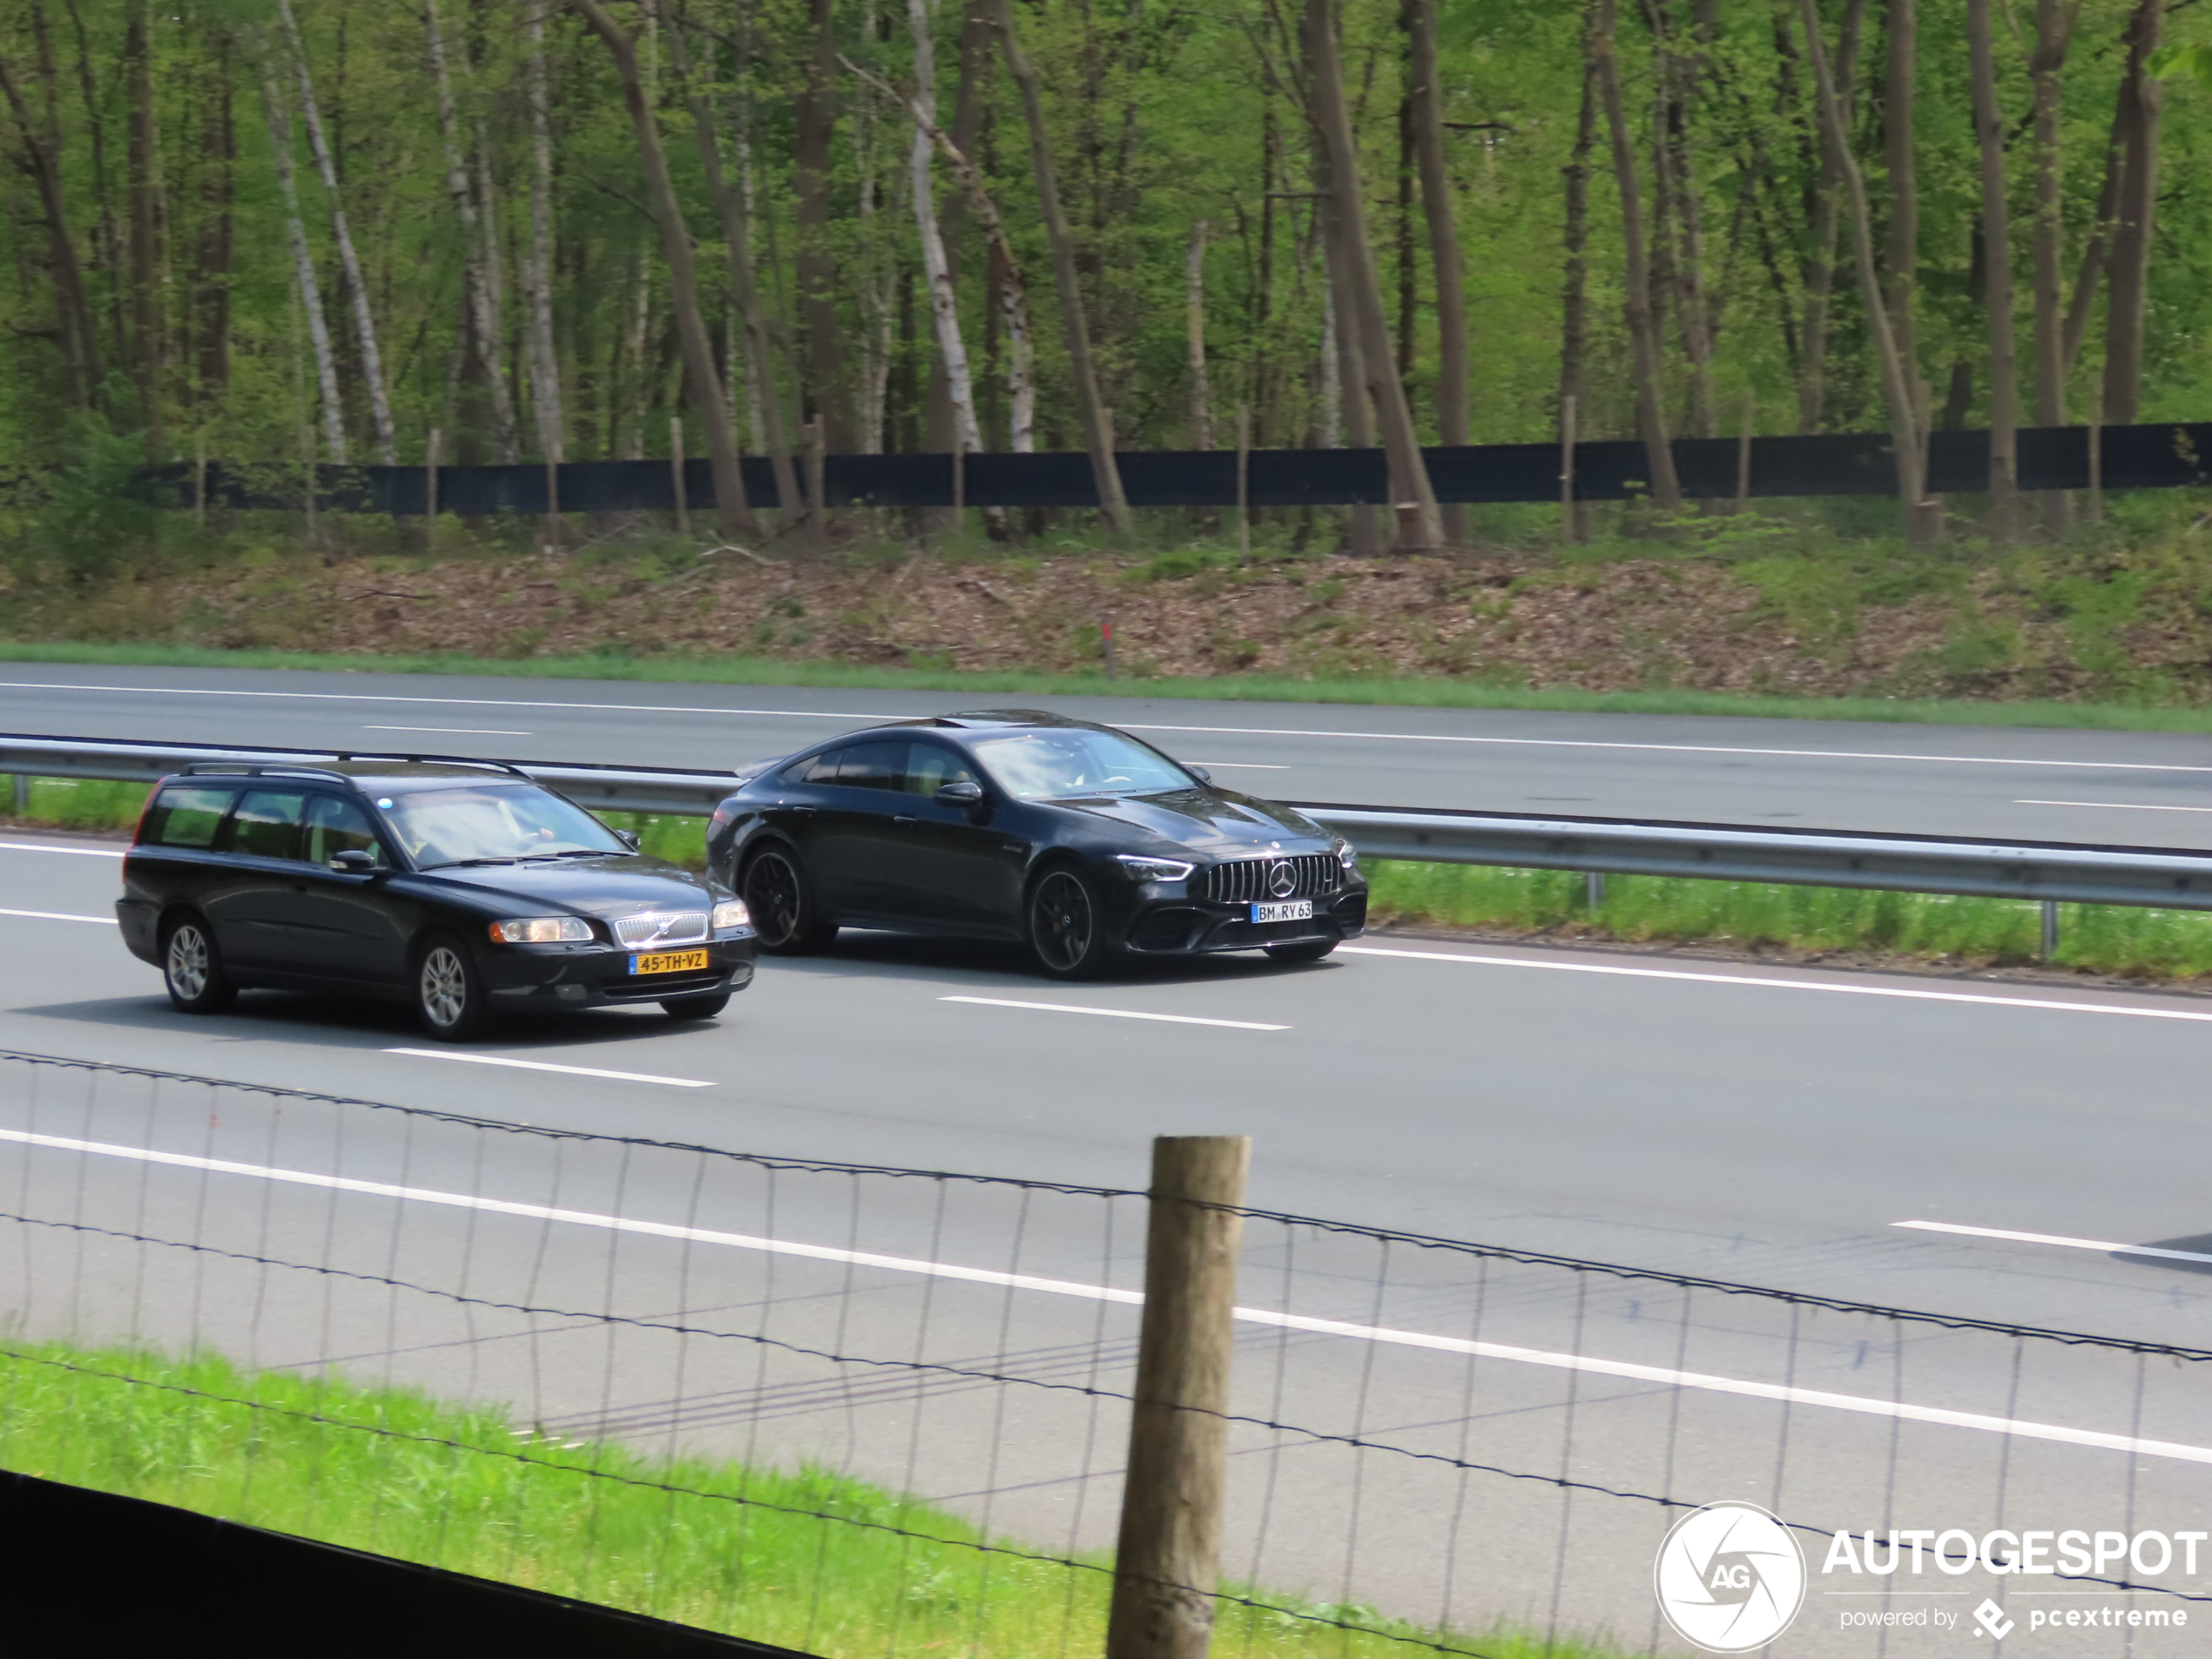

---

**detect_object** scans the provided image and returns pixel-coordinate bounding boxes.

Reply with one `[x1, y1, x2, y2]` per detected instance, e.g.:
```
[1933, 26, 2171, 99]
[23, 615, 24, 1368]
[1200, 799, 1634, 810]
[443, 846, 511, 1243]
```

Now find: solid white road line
[382, 1048, 714, 1088]
[0, 908, 113, 925]
[2015, 798, 2212, 814]
[1894, 1218, 2212, 1268]
[363, 725, 534, 736]
[1339, 944, 2212, 1025]
[1185, 761, 1291, 771]
[0, 841, 125, 859]
[8, 678, 2212, 774]
[939, 995, 1289, 1031]
[0, 1119, 2199, 1466]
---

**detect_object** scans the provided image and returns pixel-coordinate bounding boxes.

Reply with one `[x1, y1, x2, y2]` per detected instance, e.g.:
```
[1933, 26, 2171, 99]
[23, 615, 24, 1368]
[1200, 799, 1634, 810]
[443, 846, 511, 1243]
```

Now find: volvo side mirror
[616, 829, 642, 850]
[329, 849, 377, 874]
[1186, 765, 1213, 785]
[934, 780, 985, 807]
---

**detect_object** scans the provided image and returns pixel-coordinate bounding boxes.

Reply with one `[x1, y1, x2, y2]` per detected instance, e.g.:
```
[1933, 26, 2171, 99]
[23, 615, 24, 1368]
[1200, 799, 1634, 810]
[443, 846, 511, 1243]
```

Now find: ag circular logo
[1653, 1501, 1806, 1653]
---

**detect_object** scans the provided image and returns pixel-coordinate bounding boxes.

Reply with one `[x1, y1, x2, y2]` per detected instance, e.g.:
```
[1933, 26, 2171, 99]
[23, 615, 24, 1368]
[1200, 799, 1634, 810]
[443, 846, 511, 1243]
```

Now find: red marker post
[1102, 616, 1117, 682]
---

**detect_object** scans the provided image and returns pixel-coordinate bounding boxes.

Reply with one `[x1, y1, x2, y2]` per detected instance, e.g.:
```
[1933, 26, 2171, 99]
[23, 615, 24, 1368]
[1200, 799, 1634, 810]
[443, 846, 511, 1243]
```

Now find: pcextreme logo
[1653, 1501, 1809, 1653]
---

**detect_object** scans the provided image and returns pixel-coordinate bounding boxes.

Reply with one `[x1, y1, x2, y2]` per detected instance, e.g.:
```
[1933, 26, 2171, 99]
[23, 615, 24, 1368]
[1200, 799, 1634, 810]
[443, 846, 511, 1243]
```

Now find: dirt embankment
[5, 538, 2203, 700]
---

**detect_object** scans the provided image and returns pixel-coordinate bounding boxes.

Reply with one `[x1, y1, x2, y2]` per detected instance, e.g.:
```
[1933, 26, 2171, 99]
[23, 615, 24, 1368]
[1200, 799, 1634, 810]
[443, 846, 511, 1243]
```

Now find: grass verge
[1365, 862, 2212, 979]
[15, 778, 2212, 977]
[0, 1338, 1619, 1659]
[13, 637, 2212, 732]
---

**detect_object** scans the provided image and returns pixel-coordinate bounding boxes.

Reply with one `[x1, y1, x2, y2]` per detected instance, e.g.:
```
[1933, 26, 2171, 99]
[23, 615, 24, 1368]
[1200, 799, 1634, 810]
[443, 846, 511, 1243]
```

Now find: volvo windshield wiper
[428, 856, 520, 868]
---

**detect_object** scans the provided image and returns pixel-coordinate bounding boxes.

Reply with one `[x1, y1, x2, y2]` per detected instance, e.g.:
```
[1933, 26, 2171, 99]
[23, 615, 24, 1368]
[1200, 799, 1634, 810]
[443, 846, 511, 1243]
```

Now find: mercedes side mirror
[329, 849, 377, 874]
[1186, 765, 1213, 786]
[615, 829, 642, 850]
[935, 780, 985, 807]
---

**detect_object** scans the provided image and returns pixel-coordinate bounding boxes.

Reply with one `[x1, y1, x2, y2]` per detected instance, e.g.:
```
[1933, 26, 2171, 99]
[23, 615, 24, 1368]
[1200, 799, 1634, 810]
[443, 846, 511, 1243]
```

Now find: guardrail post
[9, 775, 24, 817]
[2040, 899, 2060, 961]
[1106, 1135, 1250, 1659]
[1586, 870, 1605, 908]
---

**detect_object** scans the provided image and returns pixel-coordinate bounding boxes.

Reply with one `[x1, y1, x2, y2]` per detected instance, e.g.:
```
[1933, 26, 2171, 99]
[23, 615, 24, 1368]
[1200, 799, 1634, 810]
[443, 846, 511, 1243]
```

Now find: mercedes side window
[141, 786, 234, 849]
[836, 741, 907, 791]
[903, 745, 979, 796]
[786, 748, 847, 785]
[226, 790, 309, 861]
[304, 795, 387, 867]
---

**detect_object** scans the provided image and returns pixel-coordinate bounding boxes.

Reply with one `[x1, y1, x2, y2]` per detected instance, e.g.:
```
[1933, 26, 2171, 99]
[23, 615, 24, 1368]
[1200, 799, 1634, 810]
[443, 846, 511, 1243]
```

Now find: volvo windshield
[381, 786, 629, 869]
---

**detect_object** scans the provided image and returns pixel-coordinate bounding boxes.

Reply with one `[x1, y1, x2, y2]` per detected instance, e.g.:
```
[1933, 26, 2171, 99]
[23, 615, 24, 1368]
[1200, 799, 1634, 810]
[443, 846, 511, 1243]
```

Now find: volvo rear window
[140, 786, 234, 849]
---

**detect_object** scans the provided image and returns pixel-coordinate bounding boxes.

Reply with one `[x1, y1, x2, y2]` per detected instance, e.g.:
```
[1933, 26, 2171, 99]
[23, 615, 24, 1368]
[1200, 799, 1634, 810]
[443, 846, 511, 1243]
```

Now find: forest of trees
[2, 0, 2209, 550]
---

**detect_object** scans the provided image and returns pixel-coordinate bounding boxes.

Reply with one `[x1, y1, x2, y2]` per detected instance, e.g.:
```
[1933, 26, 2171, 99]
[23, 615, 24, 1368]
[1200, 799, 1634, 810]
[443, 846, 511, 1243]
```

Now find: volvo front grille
[613, 911, 709, 947]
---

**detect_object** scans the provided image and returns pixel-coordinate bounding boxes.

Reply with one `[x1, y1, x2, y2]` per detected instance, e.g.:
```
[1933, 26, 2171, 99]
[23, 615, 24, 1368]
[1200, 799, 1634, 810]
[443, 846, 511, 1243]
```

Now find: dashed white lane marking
[1895, 1218, 2212, 1267]
[1339, 944, 2212, 1025]
[0, 908, 113, 925]
[364, 725, 535, 736]
[0, 841, 125, 858]
[7, 679, 2212, 773]
[0, 1120, 2198, 1466]
[2016, 798, 2212, 813]
[940, 995, 1289, 1031]
[382, 1048, 714, 1088]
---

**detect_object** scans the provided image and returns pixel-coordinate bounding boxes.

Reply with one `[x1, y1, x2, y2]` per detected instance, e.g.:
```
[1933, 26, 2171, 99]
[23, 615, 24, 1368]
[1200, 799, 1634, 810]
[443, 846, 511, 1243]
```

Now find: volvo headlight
[711, 899, 752, 931]
[1332, 837, 1359, 873]
[1116, 854, 1194, 883]
[489, 916, 594, 944]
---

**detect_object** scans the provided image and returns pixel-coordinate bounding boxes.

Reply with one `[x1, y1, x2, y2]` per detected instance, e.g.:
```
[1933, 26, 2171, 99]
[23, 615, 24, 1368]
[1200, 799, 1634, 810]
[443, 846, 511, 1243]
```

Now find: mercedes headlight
[1332, 837, 1359, 873]
[488, 916, 594, 944]
[1116, 854, 1194, 883]
[711, 899, 752, 931]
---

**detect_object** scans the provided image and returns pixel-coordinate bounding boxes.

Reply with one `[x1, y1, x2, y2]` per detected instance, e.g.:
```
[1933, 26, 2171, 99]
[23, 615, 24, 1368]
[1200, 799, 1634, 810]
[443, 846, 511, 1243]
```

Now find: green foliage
[38, 418, 161, 579]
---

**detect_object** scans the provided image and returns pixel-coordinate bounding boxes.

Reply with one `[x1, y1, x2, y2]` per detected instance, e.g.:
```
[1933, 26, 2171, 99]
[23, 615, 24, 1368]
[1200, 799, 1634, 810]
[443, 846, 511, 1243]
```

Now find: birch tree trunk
[1311, 109, 1379, 553]
[1883, 0, 1937, 540]
[1407, 0, 1467, 543]
[278, 0, 395, 464]
[2029, 0, 2076, 533]
[2103, 0, 2161, 427]
[424, 0, 517, 463]
[996, 0, 1134, 535]
[1797, 0, 1926, 527]
[573, 0, 757, 541]
[1968, 0, 2017, 541]
[1558, 1, 1596, 538]
[666, 12, 803, 535]
[258, 61, 346, 464]
[1187, 221, 1213, 450]
[1303, 0, 1443, 550]
[523, 0, 563, 469]
[906, 0, 983, 462]
[125, 0, 162, 444]
[1594, 0, 1682, 512]
[1791, 0, 1865, 432]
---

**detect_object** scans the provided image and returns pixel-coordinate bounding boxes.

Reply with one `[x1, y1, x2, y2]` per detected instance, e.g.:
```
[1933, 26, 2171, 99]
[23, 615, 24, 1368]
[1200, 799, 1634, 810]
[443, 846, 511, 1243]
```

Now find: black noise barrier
[132, 421, 2212, 516]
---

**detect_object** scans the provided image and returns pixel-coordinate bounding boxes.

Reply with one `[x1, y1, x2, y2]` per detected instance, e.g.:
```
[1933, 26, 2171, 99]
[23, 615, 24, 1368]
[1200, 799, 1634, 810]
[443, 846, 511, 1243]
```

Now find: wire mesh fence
[0, 1048, 2202, 1656]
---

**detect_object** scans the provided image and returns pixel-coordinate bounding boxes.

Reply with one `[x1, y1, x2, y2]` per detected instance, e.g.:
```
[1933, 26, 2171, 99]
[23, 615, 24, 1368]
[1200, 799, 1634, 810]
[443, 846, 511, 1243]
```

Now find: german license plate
[1251, 900, 1313, 923]
[630, 948, 710, 975]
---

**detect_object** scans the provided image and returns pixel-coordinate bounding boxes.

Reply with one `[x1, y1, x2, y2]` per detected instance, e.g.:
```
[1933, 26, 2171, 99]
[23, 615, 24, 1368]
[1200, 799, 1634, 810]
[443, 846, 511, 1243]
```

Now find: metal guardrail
[0, 734, 745, 817]
[10, 732, 2212, 914]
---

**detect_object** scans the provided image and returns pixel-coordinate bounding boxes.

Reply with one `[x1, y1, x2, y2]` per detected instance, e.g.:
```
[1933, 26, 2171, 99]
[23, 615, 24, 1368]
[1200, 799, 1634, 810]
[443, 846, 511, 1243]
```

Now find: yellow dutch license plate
[629, 948, 710, 975]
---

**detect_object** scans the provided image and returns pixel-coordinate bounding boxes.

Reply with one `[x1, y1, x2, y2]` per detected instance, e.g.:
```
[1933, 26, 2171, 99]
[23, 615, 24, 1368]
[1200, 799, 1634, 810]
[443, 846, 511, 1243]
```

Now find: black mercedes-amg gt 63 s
[705, 711, 1366, 977]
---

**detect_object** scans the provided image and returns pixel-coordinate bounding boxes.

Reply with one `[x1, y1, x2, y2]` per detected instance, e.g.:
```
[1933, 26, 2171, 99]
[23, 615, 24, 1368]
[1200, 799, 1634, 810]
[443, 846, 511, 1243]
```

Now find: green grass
[1366, 862, 2212, 978]
[0, 1338, 1623, 1659]
[18, 635, 2212, 731]
[0, 775, 155, 831]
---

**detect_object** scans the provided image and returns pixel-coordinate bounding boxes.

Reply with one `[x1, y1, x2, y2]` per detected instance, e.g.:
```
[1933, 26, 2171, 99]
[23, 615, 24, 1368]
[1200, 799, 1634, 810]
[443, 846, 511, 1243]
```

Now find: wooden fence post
[1235, 404, 1251, 557]
[1734, 394, 1755, 516]
[424, 428, 442, 551]
[1105, 1135, 1251, 1659]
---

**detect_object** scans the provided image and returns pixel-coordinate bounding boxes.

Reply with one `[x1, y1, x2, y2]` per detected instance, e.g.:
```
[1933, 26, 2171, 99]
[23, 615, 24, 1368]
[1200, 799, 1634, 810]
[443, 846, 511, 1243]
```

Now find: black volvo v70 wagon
[116, 759, 757, 1040]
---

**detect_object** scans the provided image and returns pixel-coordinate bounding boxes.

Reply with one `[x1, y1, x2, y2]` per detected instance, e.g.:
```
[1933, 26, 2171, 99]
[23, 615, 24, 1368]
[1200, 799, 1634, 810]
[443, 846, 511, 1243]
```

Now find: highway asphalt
[10, 662, 2212, 844]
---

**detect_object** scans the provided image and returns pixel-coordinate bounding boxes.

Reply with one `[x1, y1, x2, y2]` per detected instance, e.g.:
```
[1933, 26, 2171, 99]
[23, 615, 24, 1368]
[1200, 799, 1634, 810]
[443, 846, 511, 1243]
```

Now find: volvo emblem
[1267, 860, 1298, 899]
